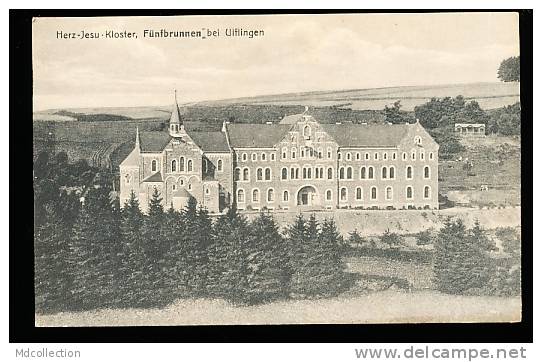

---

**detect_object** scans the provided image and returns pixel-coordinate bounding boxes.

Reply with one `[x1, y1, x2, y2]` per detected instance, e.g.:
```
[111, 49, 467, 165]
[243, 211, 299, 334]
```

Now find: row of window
[236, 185, 433, 203]
[238, 148, 435, 162]
[338, 165, 431, 180]
[234, 167, 273, 181]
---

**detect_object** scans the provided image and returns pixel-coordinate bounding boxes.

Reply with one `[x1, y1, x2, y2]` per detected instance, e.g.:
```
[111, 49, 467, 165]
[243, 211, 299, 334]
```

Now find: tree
[384, 100, 414, 124]
[497, 56, 520, 82]
[433, 218, 492, 294]
[380, 228, 402, 249]
[347, 228, 366, 247]
[161, 205, 188, 301]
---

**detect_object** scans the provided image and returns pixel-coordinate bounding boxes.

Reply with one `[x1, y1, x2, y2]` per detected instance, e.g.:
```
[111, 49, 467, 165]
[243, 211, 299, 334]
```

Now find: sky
[32, 13, 520, 111]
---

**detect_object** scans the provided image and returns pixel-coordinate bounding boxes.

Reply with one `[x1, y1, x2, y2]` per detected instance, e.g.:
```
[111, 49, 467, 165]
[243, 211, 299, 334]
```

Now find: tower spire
[169, 88, 184, 137]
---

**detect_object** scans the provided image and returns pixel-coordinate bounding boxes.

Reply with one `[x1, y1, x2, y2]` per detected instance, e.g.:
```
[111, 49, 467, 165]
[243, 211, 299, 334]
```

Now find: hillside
[33, 82, 520, 122]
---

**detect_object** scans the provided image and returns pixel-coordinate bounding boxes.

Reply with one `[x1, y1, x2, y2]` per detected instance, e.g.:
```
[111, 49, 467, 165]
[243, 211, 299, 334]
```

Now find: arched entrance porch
[296, 185, 319, 206]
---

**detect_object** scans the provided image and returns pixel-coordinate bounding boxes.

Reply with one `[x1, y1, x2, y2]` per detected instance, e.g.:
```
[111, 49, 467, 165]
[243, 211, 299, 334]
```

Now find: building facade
[454, 123, 486, 137]
[119, 95, 439, 213]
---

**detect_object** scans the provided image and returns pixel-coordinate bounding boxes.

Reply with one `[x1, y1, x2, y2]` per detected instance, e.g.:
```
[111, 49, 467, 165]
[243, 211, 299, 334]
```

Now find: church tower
[169, 89, 184, 137]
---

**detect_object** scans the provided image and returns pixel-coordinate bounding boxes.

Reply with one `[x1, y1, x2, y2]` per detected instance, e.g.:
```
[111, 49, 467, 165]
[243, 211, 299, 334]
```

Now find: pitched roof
[279, 113, 304, 124]
[139, 131, 171, 153]
[226, 124, 291, 148]
[119, 146, 140, 167]
[172, 188, 191, 198]
[188, 131, 230, 153]
[320, 123, 409, 148]
[141, 171, 163, 183]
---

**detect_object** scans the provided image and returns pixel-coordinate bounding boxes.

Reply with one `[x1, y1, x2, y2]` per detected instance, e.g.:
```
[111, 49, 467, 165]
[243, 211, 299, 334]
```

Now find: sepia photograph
[30, 12, 525, 327]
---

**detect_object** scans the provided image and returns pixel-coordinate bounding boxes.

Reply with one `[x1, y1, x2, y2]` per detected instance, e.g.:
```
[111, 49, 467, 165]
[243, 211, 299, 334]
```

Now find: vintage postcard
[32, 12, 522, 326]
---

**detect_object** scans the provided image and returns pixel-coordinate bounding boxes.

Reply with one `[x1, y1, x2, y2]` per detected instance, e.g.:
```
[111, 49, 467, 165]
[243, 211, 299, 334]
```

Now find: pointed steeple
[170, 89, 182, 125]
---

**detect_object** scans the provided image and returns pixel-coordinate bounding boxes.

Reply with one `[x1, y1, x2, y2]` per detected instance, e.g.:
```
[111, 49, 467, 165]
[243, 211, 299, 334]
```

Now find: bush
[415, 229, 434, 246]
[380, 229, 402, 249]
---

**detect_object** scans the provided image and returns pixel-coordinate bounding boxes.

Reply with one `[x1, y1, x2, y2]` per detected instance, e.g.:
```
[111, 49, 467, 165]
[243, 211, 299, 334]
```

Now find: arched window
[368, 166, 374, 179]
[414, 136, 422, 145]
[346, 152, 352, 161]
[383, 152, 388, 160]
[282, 147, 287, 159]
[252, 189, 260, 202]
[265, 168, 271, 181]
[420, 150, 425, 160]
[339, 167, 345, 180]
[371, 186, 377, 200]
[205, 187, 210, 195]
[217, 159, 223, 172]
[392, 152, 397, 160]
[365, 153, 370, 160]
[242, 153, 248, 161]
[251, 153, 256, 162]
[281, 167, 288, 180]
[386, 186, 393, 200]
[360, 166, 366, 179]
[187, 160, 193, 172]
[283, 190, 289, 202]
[267, 188, 275, 202]
[180, 156, 185, 171]
[257, 168, 263, 181]
[356, 152, 361, 160]
[406, 166, 413, 179]
[261, 153, 266, 161]
[291, 147, 297, 159]
[171, 159, 177, 172]
[389, 166, 395, 179]
[172, 184, 177, 191]
[374, 152, 379, 160]
[326, 189, 332, 201]
[327, 167, 333, 180]
[424, 186, 431, 199]
[356, 187, 363, 200]
[151, 159, 158, 172]
[290, 167, 296, 180]
[234, 167, 241, 181]
[237, 189, 245, 203]
[340, 187, 347, 201]
[303, 125, 311, 138]
[382, 167, 387, 179]
[346, 166, 353, 179]
[338, 152, 342, 160]
[406, 186, 413, 199]
[318, 147, 323, 159]
[243, 168, 249, 181]
[188, 183, 192, 191]
[429, 152, 434, 160]
[402, 152, 407, 161]
[271, 153, 275, 161]
[300, 148, 305, 158]
[424, 166, 430, 179]
[411, 149, 416, 160]
[327, 147, 332, 159]
[179, 178, 185, 186]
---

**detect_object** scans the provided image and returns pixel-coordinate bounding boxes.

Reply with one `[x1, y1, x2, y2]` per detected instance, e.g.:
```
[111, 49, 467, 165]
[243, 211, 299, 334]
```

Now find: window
[338, 152, 342, 160]
[406, 166, 413, 179]
[392, 152, 397, 160]
[424, 166, 430, 179]
[371, 186, 377, 200]
[301, 148, 305, 158]
[303, 125, 311, 138]
[356, 152, 361, 160]
[257, 168, 263, 181]
[291, 147, 297, 159]
[237, 189, 245, 203]
[368, 166, 374, 179]
[302, 167, 311, 179]
[252, 189, 260, 202]
[424, 186, 431, 199]
[420, 150, 425, 160]
[205, 187, 210, 195]
[171, 159, 177, 172]
[318, 147, 323, 159]
[327, 167, 333, 180]
[151, 159, 158, 172]
[252, 153, 257, 161]
[327, 147, 332, 159]
[180, 157, 185, 171]
[382, 166, 387, 179]
[172, 184, 177, 191]
[360, 166, 366, 179]
[187, 160, 193, 172]
[265, 168, 271, 181]
[402, 152, 407, 161]
[267, 188, 275, 202]
[414, 136, 422, 145]
[188, 183, 192, 191]
[374, 152, 379, 160]
[347, 166, 353, 179]
[283, 190, 289, 202]
[365, 153, 370, 160]
[326, 189, 332, 201]
[291, 167, 299, 180]
[429, 152, 434, 160]
[411, 149, 416, 160]
[340, 187, 347, 201]
[242, 153, 248, 161]
[243, 168, 249, 181]
[339, 167, 345, 180]
[346, 152, 352, 161]
[261, 153, 266, 161]
[406, 186, 413, 199]
[179, 178, 184, 186]
[217, 159, 223, 172]
[383, 152, 388, 160]
[386, 186, 393, 200]
[124, 174, 131, 184]
[234, 167, 241, 181]
[270, 153, 276, 161]
[281, 167, 288, 180]
[282, 147, 287, 159]
[356, 187, 363, 200]
[389, 166, 395, 179]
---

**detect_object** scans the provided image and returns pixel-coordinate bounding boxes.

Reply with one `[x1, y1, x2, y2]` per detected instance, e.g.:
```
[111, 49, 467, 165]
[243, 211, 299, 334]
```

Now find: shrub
[380, 228, 402, 249]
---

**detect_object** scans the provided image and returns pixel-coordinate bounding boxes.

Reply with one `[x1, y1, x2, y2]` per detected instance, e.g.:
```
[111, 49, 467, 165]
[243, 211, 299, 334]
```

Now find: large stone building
[119, 94, 439, 213]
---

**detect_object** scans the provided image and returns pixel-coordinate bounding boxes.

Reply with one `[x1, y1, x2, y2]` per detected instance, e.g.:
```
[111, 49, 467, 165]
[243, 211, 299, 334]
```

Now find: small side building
[454, 123, 486, 137]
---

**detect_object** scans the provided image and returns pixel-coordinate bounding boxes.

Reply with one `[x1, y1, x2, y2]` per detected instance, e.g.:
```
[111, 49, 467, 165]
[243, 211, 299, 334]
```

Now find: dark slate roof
[227, 124, 291, 148]
[320, 123, 409, 148]
[142, 171, 163, 183]
[279, 113, 304, 124]
[188, 131, 230, 153]
[139, 131, 171, 153]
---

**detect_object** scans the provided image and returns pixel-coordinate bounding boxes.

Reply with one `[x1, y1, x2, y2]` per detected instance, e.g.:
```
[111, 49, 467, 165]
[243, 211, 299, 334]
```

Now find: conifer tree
[243, 212, 289, 304]
[316, 218, 346, 296]
[118, 191, 147, 307]
[162, 205, 188, 300]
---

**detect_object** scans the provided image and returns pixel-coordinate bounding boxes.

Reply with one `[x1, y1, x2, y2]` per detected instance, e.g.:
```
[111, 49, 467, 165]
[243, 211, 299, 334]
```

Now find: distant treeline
[54, 110, 133, 122]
